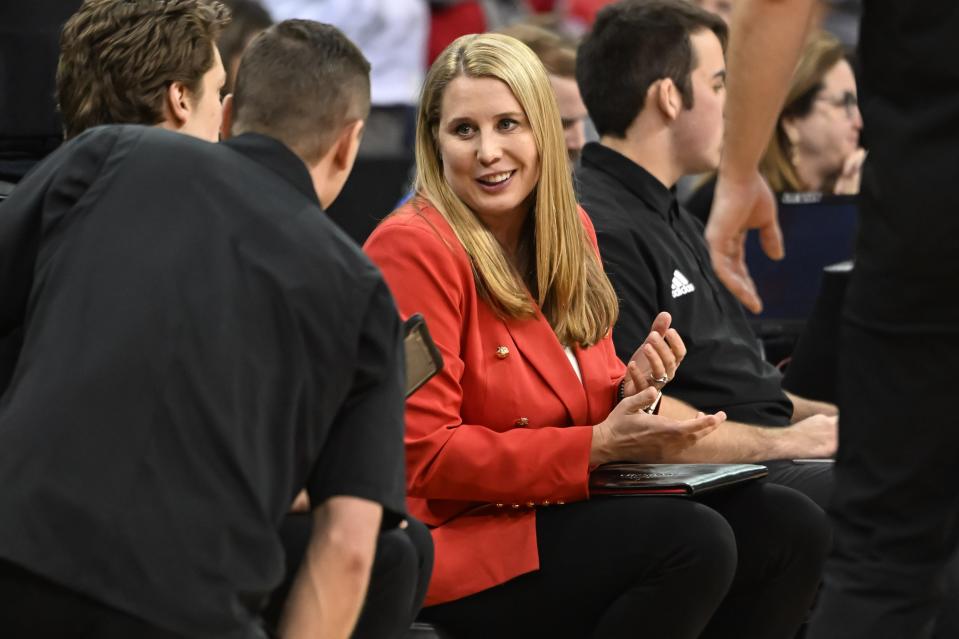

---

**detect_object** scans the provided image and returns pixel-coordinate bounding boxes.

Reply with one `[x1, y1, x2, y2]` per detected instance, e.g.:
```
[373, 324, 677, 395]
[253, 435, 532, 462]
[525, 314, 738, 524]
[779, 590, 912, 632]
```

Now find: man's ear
[164, 81, 193, 128]
[220, 94, 235, 140]
[655, 78, 682, 121]
[332, 119, 365, 171]
[311, 119, 366, 209]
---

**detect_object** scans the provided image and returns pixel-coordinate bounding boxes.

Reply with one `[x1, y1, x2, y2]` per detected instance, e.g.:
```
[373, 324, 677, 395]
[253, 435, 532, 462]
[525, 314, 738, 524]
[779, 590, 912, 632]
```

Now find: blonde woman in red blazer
[365, 31, 830, 639]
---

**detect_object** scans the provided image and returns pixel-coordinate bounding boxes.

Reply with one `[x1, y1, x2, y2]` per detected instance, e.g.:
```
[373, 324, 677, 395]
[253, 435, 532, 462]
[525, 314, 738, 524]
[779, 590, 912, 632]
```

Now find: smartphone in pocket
[403, 313, 443, 397]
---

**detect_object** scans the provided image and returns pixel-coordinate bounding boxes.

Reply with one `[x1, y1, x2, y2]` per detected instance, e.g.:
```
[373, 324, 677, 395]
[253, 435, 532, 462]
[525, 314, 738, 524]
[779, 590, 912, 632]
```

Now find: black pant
[807, 324, 959, 639]
[763, 458, 834, 509]
[264, 513, 433, 639]
[421, 481, 830, 639]
[0, 558, 193, 638]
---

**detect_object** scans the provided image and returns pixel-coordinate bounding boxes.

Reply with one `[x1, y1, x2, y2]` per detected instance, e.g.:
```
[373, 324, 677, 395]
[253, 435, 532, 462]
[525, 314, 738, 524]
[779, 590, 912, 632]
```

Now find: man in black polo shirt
[575, 0, 836, 505]
[704, 0, 959, 636]
[54, 6, 432, 632]
[0, 21, 412, 639]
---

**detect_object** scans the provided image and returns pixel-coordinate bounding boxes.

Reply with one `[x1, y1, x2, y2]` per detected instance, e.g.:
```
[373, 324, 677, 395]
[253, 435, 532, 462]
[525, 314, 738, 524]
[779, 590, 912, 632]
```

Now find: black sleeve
[0, 161, 51, 339]
[596, 226, 663, 364]
[305, 276, 407, 526]
[0, 128, 118, 392]
[0, 175, 40, 392]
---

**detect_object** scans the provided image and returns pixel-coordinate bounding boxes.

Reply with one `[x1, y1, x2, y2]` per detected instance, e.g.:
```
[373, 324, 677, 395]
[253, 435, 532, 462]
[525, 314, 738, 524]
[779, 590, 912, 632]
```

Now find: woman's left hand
[622, 311, 686, 397]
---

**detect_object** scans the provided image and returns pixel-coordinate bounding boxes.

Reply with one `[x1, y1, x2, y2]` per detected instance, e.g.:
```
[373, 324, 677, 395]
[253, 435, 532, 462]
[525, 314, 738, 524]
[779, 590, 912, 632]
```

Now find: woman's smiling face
[436, 75, 541, 226]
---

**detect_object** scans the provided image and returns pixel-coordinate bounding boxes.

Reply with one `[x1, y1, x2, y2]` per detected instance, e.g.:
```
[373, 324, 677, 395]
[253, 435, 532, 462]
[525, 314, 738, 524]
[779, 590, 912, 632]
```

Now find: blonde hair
[760, 31, 845, 192]
[414, 33, 618, 347]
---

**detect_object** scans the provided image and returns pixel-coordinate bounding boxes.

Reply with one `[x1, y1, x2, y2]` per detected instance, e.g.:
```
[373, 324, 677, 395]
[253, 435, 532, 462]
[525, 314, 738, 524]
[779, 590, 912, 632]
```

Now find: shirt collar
[580, 142, 676, 221]
[222, 133, 321, 208]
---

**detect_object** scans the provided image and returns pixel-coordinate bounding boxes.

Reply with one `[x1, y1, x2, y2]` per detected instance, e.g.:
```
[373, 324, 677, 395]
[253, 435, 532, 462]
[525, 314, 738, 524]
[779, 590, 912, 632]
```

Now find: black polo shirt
[576, 142, 792, 426]
[0, 126, 406, 638]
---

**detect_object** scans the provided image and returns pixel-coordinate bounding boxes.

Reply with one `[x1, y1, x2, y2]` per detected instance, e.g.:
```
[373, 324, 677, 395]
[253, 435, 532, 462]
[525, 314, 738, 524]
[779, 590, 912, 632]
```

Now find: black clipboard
[589, 463, 768, 497]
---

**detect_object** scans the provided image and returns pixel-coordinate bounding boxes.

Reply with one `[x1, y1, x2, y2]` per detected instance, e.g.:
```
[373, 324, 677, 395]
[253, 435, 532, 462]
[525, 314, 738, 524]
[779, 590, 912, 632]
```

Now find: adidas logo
[671, 269, 695, 298]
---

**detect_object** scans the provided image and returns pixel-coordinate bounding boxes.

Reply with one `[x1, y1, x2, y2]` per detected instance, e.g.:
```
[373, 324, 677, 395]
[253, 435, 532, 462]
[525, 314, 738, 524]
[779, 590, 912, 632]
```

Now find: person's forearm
[659, 395, 795, 462]
[721, 0, 817, 182]
[279, 497, 381, 639]
[786, 391, 838, 422]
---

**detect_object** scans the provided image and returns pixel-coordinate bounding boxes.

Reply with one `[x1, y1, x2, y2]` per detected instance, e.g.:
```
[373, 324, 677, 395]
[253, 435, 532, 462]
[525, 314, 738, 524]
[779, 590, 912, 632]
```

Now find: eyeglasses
[815, 91, 859, 119]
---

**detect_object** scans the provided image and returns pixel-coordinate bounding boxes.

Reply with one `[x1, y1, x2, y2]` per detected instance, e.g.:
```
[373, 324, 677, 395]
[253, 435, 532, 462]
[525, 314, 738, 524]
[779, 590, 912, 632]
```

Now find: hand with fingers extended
[590, 387, 727, 465]
[622, 311, 687, 397]
[705, 170, 783, 314]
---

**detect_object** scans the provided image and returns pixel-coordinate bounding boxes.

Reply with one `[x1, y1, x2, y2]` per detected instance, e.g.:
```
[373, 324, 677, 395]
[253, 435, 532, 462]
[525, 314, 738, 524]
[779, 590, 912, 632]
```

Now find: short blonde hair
[414, 33, 618, 346]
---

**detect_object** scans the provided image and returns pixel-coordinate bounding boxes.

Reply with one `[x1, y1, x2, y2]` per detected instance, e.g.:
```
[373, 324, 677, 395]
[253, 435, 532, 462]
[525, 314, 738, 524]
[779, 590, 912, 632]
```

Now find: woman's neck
[478, 208, 532, 274]
[489, 221, 524, 258]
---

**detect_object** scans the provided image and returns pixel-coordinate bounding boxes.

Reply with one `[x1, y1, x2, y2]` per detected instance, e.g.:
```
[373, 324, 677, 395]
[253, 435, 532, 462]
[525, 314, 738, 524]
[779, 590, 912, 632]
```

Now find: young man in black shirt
[63, 3, 432, 634]
[0, 0, 232, 394]
[0, 20, 420, 639]
[705, 0, 959, 637]
[575, 0, 836, 506]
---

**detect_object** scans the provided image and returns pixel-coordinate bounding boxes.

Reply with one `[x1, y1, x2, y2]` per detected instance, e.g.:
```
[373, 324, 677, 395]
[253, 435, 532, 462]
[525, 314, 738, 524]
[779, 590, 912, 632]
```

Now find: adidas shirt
[575, 143, 793, 426]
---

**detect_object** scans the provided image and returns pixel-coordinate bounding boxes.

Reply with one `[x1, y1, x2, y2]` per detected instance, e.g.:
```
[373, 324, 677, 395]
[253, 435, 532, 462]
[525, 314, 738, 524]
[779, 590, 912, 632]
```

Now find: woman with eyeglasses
[687, 31, 863, 225]
[759, 30, 864, 195]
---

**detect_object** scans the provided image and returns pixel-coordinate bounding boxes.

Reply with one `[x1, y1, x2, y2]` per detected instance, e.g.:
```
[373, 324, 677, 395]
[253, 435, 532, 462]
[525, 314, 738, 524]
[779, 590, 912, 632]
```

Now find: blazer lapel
[504, 311, 589, 425]
[575, 343, 618, 426]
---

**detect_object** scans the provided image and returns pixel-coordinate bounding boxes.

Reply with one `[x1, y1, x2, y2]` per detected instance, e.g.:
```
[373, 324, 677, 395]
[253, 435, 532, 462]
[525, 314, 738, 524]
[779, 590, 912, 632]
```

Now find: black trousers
[263, 514, 433, 639]
[807, 324, 959, 639]
[421, 481, 830, 639]
[763, 458, 834, 509]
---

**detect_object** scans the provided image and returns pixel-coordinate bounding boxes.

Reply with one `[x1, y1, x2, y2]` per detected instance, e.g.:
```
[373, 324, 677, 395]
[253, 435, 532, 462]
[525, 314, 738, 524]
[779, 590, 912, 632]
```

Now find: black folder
[590, 463, 768, 496]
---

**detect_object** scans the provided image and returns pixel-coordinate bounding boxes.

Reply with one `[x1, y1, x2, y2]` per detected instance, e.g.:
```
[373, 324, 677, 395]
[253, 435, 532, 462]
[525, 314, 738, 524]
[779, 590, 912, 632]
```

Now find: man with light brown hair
[56, 0, 229, 141]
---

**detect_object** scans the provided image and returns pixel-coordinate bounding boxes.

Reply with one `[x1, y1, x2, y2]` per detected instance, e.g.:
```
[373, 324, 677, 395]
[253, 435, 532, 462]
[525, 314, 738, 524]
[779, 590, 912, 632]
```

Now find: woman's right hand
[589, 388, 726, 466]
[833, 148, 866, 195]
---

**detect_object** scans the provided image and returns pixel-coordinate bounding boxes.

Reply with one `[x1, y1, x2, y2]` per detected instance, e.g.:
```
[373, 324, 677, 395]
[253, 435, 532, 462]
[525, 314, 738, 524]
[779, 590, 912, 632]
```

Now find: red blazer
[365, 200, 625, 605]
